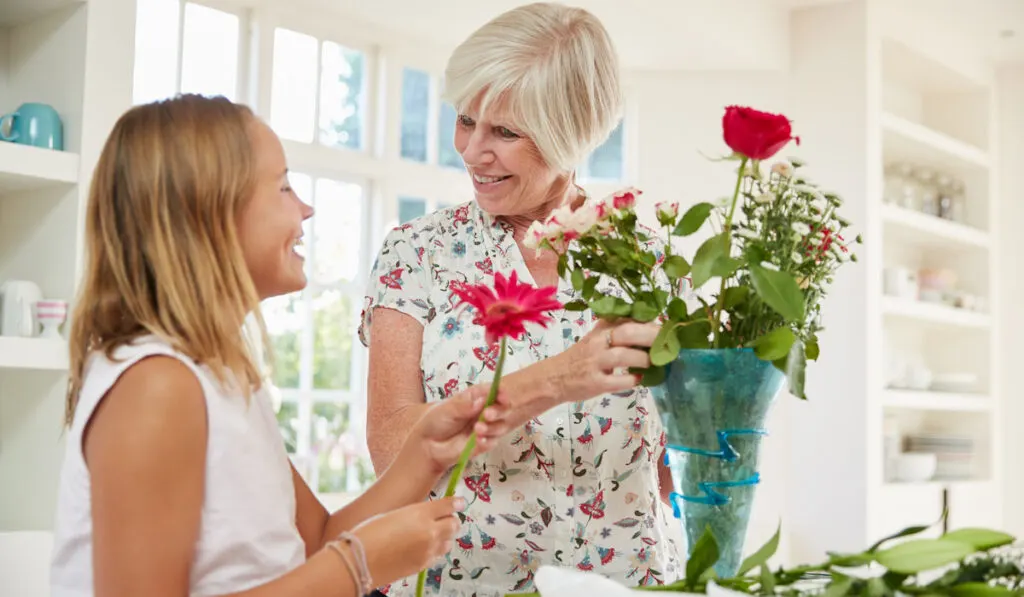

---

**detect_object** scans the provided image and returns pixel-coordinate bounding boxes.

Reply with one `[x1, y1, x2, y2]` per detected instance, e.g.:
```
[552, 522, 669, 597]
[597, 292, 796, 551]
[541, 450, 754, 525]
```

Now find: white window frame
[132, 0, 637, 504]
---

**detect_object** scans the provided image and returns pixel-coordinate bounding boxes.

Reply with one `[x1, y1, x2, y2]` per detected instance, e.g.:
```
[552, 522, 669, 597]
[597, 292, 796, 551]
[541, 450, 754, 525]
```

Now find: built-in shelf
[882, 296, 991, 329]
[0, 337, 68, 371]
[881, 203, 989, 251]
[0, 143, 79, 195]
[881, 111, 990, 172]
[0, 0, 86, 27]
[883, 390, 991, 412]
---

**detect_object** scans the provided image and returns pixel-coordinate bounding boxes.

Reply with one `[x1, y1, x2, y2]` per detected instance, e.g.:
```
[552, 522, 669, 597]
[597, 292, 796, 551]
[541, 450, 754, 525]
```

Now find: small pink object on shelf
[34, 300, 68, 339]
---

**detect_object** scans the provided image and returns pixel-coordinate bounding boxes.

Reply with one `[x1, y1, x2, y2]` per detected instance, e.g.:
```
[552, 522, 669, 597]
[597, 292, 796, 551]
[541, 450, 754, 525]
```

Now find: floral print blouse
[359, 200, 682, 597]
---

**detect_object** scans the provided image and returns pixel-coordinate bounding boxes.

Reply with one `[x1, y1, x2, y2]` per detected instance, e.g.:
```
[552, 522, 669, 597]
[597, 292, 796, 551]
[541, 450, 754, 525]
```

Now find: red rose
[722, 105, 800, 160]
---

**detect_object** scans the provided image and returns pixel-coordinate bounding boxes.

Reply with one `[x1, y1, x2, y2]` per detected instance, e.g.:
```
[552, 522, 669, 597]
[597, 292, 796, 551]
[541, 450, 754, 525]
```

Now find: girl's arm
[84, 356, 459, 597]
[294, 385, 512, 554]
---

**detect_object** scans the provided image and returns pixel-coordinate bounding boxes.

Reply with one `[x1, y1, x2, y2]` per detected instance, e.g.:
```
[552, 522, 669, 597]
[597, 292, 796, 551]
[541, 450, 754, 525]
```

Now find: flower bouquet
[525, 106, 862, 577]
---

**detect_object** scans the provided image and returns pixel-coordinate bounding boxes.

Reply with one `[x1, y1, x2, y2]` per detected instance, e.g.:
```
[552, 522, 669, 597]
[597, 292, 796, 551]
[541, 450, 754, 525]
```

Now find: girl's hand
[552, 319, 659, 403]
[408, 384, 512, 477]
[352, 496, 466, 586]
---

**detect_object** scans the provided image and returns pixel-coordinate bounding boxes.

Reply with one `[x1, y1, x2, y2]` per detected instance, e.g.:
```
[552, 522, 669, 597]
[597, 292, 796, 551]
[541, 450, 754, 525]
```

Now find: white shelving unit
[786, 1, 1005, 564]
[0, 0, 136, 531]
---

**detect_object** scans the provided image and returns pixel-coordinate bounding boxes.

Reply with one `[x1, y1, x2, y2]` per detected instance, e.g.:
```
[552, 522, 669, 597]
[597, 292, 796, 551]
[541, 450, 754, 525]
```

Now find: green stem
[712, 157, 749, 348]
[415, 337, 507, 597]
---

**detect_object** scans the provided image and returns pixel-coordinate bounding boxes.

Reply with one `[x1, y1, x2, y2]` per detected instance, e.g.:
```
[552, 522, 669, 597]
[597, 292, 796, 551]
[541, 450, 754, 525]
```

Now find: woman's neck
[502, 183, 586, 241]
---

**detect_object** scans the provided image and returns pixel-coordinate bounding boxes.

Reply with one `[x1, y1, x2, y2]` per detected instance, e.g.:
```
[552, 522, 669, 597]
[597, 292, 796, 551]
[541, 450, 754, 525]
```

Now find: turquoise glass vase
[649, 348, 785, 578]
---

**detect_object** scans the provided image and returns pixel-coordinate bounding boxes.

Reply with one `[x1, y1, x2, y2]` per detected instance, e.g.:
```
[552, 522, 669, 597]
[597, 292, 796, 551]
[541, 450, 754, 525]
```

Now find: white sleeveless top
[49, 336, 306, 596]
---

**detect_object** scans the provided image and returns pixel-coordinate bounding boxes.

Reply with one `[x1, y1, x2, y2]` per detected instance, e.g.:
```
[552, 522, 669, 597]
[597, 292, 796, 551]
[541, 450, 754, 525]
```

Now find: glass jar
[897, 164, 920, 210]
[951, 179, 967, 224]
[936, 174, 954, 220]
[883, 162, 905, 205]
[916, 167, 940, 216]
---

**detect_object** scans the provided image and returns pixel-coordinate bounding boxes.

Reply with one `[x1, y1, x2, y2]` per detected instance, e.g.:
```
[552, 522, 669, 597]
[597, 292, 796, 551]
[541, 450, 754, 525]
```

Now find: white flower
[808, 236, 822, 247]
[771, 160, 794, 178]
[737, 229, 760, 240]
[655, 201, 679, 220]
[754, 192, 774, 204]
[791, 251, 804, 264]
[546, 205, 574, 228]
[791, 222, 811, 236]
[812, 197, 830, 212]
[760, 261, 779, 271]
[523, 220, 548, 250]
[566, 203, 600, 235]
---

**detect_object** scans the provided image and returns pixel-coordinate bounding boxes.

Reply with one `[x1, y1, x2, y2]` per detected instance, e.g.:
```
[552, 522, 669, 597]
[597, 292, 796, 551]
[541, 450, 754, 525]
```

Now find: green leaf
[822, 573, 854, 597]
[722, 286, 751, 310]
[685, 525, 720, 588]
[749, 264, 805, 322]
[582, 276, 601, 300]
[663, 255, 691, 281]
[827, 552, 876, 567]
[737, 521, 780, 576]
[557, 254, 568, 278]
[571, 268, 585, 292]
[774, 340, 807, 400]
[873, 538, 975, 573]
[948, 583, 1018, 597]
[631, 300, 661, 323]
[759, 564, 776, 594]
[941, 528, 1016, 551]
[678, 320, 712, 349]
[651, 321, 681, 366]
[673, 202, 715, 236]
[711, 256, 743, 279]
[690, 233, 729, 289]
[667, 298, 688, 322]
[748, 327, 796, 361]
[563, 299, 589, 312]
[867, 519, 940, 552]
[805, 338, 820, 361]
[637, 364, 667, 387]
[591, 296, 632, 318]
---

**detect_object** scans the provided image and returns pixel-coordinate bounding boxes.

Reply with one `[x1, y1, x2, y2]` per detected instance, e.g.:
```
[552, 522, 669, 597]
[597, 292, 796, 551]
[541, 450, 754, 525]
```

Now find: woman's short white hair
[442, 2, 623, 173]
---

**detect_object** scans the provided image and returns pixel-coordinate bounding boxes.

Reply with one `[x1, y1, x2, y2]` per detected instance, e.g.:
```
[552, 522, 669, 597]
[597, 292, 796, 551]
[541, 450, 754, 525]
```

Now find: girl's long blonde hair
[65, 94, 269, 425]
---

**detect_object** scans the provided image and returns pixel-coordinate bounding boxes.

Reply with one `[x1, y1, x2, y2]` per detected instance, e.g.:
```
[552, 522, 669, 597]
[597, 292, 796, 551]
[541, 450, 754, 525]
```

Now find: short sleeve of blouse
[358, 225, 432, 348]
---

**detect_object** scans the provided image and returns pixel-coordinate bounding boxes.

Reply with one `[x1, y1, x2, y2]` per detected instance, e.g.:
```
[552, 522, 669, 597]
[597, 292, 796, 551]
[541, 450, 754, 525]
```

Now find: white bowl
[894, 452, 937, 483]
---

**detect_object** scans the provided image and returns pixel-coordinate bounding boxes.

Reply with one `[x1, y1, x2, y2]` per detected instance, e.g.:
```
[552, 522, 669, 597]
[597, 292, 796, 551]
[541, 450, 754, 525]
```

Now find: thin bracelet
[326, 540, 362, 596]
[339, 531, 373, 594]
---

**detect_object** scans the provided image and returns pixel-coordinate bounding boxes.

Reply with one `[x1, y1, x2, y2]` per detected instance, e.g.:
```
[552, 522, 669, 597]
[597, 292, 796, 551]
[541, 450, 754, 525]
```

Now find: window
[262, 173, 374, 494]
[270, 28, 368, 150]
[579, 121, 625, 183]
[398, 196, 427, 223]
[400, 69, 431, 162]
[132, 0, 242, 104]
[400, 67, 463, 171]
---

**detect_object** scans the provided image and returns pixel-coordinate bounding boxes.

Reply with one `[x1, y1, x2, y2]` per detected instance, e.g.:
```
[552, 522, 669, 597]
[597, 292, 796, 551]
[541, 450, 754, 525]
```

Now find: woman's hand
[551, 319, 660, 403]
[352, 496, 466, 587]
[402, 384, 512, 478]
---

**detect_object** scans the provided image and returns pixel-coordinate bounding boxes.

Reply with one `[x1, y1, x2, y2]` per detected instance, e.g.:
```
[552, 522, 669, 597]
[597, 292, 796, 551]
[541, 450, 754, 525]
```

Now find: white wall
[996, 65, 1024, 539]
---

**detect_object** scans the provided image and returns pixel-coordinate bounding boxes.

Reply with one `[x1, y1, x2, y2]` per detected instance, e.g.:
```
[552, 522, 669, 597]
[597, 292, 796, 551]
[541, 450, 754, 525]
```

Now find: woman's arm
[84, 356, 459, 597]
[366, 307, 662, 474]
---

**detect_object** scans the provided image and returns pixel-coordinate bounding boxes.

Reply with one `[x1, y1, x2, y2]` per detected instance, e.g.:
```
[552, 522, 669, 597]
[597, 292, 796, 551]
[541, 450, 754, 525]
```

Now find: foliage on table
[509, 514, 1023, 597]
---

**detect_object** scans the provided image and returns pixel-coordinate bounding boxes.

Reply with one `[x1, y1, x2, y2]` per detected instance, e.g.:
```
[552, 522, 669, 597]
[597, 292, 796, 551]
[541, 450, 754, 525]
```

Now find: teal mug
[0, 103, 63, 150]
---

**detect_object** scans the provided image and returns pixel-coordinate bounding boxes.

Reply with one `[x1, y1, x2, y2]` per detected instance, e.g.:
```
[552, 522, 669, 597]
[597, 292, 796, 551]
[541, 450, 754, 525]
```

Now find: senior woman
[358, 4, 682, 596]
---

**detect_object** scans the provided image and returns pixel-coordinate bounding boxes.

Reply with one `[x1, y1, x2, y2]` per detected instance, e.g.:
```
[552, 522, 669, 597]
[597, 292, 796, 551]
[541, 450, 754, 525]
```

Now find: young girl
[48, 93, 512, 597]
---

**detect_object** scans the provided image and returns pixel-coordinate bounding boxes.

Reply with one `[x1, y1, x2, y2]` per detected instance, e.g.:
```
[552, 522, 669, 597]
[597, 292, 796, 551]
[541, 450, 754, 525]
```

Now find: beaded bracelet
[338, 531, 373, 594]
[326, 540, 362, 595]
